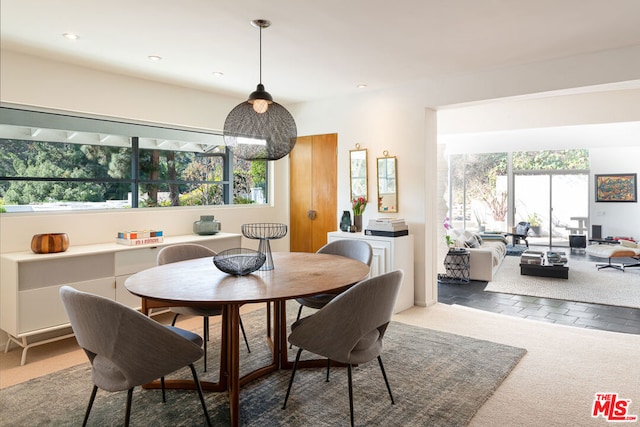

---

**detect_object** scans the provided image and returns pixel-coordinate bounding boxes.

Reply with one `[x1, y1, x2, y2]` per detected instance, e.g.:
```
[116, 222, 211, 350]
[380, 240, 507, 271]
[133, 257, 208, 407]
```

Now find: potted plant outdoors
[527, 213, 542, 236]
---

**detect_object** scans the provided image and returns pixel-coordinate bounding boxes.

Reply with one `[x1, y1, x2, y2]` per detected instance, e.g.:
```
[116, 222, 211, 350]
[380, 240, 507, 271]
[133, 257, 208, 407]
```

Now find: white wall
[438, 88, 640, 134]
[589, 147, 640, 239]
[292, 90, 431, 305]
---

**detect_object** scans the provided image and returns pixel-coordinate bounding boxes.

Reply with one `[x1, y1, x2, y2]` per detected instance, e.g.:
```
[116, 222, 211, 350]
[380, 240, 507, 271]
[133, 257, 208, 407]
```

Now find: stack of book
[547, 251, 568, 265]
[116, 230, 164, 246]
[520, 251, 543, 265]
[364, 218, 409, 237]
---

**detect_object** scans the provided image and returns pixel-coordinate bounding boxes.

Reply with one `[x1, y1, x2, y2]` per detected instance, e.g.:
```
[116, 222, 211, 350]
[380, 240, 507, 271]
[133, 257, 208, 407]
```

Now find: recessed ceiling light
[62, 32, 79, 40]
[212, 71, 224, 77]
[357, 84, 367, 89]
[148, 55, 162, 61]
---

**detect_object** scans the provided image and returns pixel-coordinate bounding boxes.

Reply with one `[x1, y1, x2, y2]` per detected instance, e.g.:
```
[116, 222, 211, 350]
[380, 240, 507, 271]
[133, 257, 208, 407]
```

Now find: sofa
[448, 229, 507, 281]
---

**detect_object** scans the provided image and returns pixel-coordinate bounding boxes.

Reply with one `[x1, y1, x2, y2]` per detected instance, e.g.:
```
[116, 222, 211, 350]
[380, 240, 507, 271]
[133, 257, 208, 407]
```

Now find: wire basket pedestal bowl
[241, 223, 288, 271]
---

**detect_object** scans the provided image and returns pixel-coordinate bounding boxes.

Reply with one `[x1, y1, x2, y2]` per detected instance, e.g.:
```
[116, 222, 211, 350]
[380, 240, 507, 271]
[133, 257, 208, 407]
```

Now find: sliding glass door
[514, 172, 588, 248]
[550, 174, 589, 247]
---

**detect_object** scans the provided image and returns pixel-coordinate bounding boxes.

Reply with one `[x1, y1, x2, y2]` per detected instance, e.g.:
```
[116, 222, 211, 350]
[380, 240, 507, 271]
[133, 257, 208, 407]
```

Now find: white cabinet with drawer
[1, 233, 241, 364]
[327, 231, 414, 313]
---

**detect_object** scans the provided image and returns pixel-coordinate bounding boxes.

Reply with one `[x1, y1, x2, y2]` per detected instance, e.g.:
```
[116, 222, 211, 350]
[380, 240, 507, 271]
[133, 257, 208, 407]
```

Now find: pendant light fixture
[223, 19, 297, 161]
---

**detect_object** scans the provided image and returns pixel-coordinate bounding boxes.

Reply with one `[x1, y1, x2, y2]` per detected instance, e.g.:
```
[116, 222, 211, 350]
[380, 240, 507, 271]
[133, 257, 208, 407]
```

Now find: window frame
[0, 105, 267, 211]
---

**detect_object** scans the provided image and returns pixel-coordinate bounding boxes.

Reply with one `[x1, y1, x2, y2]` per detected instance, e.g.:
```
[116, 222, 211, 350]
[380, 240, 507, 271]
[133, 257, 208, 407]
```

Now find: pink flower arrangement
[352, 197, 367, 216]
[443, 216, 455, 246]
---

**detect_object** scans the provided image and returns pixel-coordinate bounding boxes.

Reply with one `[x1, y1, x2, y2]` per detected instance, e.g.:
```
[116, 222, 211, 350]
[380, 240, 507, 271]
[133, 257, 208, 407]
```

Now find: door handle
[307, 210, 317, 220]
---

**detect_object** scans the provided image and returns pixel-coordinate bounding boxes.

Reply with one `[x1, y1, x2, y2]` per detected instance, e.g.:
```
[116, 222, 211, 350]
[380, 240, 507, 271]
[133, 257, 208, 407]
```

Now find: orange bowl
[31, 233, 70, 254]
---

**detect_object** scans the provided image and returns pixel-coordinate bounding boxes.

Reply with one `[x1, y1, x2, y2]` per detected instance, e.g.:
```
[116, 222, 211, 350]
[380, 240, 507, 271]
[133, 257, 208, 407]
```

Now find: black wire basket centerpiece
[213, 248, 266, 276]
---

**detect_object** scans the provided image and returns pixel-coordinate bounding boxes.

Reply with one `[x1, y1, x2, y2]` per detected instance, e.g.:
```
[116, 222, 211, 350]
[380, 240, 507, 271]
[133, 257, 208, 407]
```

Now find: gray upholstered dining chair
[282, 270, 403, 427]
[294, 239, 373, 322]
[157, 243, 251, 372]
[59, 286, 211, 427]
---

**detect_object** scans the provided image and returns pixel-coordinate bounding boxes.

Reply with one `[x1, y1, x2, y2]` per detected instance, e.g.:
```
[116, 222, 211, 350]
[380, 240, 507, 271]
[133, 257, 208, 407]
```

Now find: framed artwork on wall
[595, 173, 637, 202]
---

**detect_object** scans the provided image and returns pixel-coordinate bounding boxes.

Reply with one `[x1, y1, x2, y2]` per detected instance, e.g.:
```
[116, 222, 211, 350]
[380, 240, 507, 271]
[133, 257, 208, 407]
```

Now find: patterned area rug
[505, 244, 528, 256]
[0, 304, 526, 426]
[486, 255, 640, 308]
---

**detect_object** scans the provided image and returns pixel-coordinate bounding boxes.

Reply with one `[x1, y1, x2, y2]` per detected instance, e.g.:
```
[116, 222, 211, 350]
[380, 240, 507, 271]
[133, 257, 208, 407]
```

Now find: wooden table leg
[141, 297, 150, 316]
[276, 300, 288, 368]
[226, 304, 241, 427]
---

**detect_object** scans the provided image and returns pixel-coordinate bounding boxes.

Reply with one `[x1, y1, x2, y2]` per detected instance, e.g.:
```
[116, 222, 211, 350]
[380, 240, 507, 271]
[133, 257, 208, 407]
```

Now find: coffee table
[520, 262, 569, 279]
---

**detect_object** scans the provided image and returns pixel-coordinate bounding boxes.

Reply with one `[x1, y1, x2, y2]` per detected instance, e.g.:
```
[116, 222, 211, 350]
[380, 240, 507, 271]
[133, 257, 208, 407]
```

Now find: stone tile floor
[438, 246, 640, 335]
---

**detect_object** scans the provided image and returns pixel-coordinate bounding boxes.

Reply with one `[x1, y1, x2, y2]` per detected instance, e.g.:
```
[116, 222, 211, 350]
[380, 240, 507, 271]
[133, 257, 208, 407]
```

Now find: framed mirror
[350, 145, 368, 201]
[377, 154, 397, 213]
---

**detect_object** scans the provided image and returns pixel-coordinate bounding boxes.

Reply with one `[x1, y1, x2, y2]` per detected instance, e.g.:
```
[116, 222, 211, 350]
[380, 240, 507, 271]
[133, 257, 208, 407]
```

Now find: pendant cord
[259, 26, 263, 85]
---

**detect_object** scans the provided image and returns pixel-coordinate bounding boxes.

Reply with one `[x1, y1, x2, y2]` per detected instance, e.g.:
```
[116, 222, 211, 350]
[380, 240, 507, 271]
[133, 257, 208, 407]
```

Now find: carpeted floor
[486, 255, 640, 308]
[0, 305, 526, 426]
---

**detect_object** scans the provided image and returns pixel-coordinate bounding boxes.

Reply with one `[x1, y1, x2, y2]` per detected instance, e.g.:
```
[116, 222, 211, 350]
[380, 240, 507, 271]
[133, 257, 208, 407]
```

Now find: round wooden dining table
[125, 251, 370, 427]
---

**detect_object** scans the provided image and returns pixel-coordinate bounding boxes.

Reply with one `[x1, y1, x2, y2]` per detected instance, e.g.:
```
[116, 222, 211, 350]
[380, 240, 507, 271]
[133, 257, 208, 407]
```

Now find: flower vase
[353, 215, 362, 232]
[340, 210, 351, 232]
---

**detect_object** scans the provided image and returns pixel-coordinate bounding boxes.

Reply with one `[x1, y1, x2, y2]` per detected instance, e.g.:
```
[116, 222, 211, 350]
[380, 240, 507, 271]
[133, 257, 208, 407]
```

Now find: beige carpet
[4, 303, 638, 426]
[485, 255, 640, 308]
[396, 303, 640, 427]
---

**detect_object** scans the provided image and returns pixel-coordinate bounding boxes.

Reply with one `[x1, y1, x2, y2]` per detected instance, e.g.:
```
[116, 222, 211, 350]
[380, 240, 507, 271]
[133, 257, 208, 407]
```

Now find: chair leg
[82, 385, 98, 427]
[377, 355, 395, 404]
[239, 317, 251, 353]
[326, 358, 331, 382]
[171, 313, 180, 326]
[296, 304, 304, 322]
[189, 364, 212, 427]
[348, 364, 354, 427]
[161, 376, 166, 402]
[596, 258, 625, 271]
[290, 305, 304, 349]
[282, 348, 303, 409]
[124, 388, 134, 427]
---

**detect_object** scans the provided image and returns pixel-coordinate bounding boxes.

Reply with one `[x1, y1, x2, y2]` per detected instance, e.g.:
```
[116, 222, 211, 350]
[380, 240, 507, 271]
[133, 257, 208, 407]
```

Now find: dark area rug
[0, 305, 526, 426]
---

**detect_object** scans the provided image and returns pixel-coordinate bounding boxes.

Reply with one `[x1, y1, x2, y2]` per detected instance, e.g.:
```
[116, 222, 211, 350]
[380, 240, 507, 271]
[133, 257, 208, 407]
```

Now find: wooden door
[289, 134, 337, 253]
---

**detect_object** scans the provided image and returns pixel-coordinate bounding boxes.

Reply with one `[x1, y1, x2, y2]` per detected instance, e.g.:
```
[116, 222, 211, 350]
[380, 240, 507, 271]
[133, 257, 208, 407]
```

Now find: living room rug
[0, 305, 526, 427]
[486, 255, 640, 308]
[505, 244, 528, 256]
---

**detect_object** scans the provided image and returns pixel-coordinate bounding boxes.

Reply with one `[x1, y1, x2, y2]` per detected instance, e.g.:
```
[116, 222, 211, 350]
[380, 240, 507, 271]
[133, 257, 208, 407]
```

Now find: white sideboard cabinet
[1, 233, 241, 364]
[327, 231, 414, 313]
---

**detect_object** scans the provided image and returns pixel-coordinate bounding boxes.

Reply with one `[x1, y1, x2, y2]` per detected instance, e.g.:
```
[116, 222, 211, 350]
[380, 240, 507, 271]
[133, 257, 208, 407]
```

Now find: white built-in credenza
[1, 232, 241, 364]
[327, 231, 414, 313]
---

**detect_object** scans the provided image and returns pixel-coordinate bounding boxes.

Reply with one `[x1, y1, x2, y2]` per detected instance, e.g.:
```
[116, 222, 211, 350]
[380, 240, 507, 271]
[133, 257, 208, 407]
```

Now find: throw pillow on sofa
[465, 238, 480, 248]
[465, 234, 481, 248]
[619, 239, 638, 248]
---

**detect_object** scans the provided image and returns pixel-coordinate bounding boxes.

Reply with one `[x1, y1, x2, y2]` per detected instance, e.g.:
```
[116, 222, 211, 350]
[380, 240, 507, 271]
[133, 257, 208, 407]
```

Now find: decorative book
[116, 230, 163, 245]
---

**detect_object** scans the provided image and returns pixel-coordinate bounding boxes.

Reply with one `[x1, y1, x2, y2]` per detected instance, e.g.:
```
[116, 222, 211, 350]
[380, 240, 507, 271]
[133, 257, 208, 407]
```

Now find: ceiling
[2, 0, 640, 105]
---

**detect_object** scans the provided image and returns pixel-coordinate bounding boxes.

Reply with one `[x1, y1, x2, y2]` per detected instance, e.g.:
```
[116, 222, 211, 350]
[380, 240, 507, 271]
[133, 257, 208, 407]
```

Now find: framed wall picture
[595, 173, 637, 202]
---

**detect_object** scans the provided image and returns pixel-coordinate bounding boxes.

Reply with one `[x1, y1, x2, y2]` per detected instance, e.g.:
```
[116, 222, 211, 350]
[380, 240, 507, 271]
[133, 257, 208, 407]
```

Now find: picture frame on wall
[595, 173, 637, 202]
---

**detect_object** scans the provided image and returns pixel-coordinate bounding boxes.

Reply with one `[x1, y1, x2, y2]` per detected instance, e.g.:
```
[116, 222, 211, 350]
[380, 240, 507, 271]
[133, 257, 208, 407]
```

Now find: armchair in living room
[505, 222, 531, 247]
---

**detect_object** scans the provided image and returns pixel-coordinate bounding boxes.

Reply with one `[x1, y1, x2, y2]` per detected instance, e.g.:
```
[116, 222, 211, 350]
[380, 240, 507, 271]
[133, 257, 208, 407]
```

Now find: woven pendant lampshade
[223, 19, 297, 161]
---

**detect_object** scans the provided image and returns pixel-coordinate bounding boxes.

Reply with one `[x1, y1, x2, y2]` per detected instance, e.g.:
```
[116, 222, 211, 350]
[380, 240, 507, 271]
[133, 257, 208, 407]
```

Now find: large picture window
[0, 106, 268, 212]
[447, 148, 589, 248]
